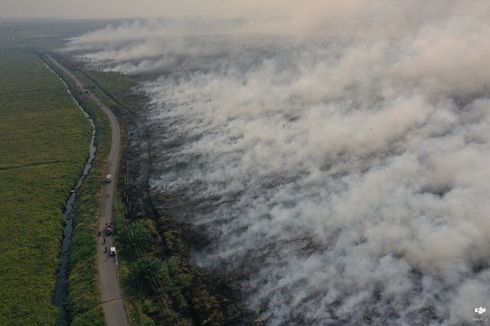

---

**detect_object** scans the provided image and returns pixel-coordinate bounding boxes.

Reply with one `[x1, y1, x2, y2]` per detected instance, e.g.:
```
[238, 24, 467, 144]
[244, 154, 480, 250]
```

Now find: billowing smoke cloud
[66, 1, 490, 324]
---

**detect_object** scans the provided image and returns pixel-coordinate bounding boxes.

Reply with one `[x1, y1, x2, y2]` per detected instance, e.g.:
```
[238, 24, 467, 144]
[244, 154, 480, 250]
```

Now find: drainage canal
[45, 61, 97, 326]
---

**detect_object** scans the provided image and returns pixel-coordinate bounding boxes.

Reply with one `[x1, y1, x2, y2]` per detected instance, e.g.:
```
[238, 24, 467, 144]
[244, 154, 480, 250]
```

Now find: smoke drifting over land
[66, 1, 490, 324]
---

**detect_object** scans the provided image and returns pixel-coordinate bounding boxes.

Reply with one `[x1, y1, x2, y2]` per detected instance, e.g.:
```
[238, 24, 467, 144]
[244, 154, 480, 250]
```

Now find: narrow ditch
[44, 61, 97, 326]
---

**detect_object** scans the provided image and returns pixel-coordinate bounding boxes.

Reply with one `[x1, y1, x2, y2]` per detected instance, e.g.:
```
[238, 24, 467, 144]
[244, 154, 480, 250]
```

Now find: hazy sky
[0, 0, 289, 19]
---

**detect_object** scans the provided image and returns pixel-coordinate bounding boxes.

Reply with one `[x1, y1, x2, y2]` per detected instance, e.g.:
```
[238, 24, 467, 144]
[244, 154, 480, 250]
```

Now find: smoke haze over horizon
[0, 0, 292, 20]
[65, 2, 490, 324]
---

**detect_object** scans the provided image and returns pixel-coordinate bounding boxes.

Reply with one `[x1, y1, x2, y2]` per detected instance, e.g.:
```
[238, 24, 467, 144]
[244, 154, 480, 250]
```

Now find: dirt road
[47, 55, 129, 326]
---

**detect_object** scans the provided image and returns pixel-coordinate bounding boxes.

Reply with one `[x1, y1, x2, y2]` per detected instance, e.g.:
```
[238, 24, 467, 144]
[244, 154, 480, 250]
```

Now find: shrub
[128, 256, 164, 294]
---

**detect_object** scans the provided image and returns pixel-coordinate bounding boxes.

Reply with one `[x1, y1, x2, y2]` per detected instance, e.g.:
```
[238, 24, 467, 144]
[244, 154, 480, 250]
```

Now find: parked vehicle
[104, 223, 113, 235]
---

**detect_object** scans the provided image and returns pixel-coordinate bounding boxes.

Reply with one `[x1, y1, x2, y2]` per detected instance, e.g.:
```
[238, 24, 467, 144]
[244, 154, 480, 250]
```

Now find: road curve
[47, 55, 130, 326]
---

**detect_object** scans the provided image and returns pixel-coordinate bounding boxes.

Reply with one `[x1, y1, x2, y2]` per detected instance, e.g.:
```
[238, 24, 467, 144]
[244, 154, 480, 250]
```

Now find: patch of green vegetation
[50, 55, 140, 118]
[0, 33, 91, 325]
[79, 69, 140, 112]
[47, 58, 111, 326]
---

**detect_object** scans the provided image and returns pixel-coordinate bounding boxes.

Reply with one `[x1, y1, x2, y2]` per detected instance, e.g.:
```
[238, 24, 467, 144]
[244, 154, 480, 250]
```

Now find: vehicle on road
[105, 174, 112, 183]
[104, 223, 113, 235]
[110, 247, 117, 256]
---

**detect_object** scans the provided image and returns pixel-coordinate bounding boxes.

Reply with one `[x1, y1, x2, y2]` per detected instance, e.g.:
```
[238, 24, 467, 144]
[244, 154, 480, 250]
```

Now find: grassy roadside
[0, 35, 92, 324]
[45, 56, 111, 326]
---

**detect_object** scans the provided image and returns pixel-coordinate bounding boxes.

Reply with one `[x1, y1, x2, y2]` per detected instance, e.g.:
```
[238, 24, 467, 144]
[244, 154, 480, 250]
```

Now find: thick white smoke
[66, 2, 490, 324]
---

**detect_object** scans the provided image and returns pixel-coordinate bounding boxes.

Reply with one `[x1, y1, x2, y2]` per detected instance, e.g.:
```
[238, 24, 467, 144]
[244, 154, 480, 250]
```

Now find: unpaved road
[48, 55, 129, 326]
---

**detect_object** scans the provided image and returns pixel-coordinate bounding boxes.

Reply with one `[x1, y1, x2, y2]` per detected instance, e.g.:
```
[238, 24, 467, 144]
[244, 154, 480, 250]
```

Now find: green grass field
[48, 58, 110, 326]
[0, 32, 92, 324]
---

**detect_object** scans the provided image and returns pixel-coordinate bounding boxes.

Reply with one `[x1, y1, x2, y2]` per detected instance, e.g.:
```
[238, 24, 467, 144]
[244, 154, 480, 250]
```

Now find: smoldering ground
[65, 1, 490, 324]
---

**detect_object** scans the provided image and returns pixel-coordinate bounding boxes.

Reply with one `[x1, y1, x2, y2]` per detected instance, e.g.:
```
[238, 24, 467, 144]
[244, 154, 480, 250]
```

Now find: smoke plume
[66, 2, 490, 324]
